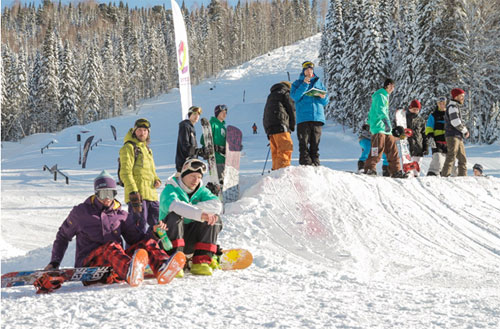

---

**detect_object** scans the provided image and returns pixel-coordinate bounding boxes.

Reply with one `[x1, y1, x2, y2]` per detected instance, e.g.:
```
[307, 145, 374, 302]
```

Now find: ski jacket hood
[120, 129, 160, 203]
[290, 72, 328, 125]
[50, 195, 145, 267]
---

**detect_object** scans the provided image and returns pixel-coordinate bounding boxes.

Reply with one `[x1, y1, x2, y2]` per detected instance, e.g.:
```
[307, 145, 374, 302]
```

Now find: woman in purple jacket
[35, 171, 185, 293]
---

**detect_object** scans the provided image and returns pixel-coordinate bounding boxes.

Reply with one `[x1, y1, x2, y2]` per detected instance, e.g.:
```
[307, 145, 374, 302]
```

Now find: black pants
[297, 121, 323, 166]
[162, 212, 222, 264]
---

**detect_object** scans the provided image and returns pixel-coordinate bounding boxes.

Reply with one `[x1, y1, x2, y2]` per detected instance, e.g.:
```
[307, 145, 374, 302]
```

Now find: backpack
[117, 141, 141, 187]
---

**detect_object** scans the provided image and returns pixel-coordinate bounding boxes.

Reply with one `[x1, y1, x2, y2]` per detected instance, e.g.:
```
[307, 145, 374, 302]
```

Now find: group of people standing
[38, 108, 229, 293]
[361, 79, 480, 178]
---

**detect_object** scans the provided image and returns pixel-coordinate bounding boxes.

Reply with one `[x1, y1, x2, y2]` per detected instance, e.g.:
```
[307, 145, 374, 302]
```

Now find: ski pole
[262, 144, 270, 175]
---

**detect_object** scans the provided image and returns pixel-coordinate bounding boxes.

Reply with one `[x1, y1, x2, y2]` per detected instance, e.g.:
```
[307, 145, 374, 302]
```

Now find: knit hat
[214, 105, 228, 118]
[281, 81, 291, 89]
[180, 158, 207, 178]
[410, 99, 421, 110]
[473, 163, 483, 174]
[94, 170, 117, 191]
[134, 118, 150, 130]
[451, 88, 465, 99]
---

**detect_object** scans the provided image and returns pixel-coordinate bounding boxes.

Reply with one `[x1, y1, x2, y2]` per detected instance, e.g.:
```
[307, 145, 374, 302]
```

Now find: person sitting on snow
[36, 170, 185, 294]
[159, 158, 223, 277]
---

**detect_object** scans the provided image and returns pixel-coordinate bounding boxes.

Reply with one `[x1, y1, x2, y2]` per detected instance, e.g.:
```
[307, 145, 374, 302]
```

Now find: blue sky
[2, 0, 246, 11]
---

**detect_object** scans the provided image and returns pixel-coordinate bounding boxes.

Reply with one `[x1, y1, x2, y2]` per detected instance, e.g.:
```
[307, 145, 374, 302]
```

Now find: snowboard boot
[191, 263, 213, 276]
[126, 248, 149, 287]
[156, 251, 186, 284]
[391, 170, 410, 179]
[382, 165, 390, 177]
[357, 160, 365, 172]
[209, 255, 221, 271]
[364, 169, 377, 176]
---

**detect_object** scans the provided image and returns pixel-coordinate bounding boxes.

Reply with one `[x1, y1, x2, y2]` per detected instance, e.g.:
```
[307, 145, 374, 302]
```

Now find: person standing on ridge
[290, 61, 328, 166]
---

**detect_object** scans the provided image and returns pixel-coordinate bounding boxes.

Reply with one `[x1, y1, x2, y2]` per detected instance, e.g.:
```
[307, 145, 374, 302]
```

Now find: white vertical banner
[171, 0, 192, 120]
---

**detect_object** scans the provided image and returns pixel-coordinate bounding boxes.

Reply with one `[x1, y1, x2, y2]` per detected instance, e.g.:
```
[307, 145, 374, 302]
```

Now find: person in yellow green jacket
[200, 105, 227, 183]
[159, 158, 223, 276]
[119, 118, 162, 237]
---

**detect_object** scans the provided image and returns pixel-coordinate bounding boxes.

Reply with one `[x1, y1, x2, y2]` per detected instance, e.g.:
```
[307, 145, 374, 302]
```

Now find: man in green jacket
[119, 118, 162, 236]
[364, 79, 407, 178]
[200, 105, 227, 183]
[159, 158, 223, 276]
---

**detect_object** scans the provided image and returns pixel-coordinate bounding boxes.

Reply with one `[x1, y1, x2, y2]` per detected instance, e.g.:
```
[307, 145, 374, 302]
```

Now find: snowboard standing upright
[223, 125, 243, 203]
[394, 109, 419, 173]
[200, 118, 221, 196]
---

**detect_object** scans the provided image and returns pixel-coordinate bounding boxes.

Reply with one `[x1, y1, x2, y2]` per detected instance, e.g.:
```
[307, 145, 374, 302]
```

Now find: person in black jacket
[175, 106, 206, 173]
[263, 81, 296, 170]
[405, 99, 428, 176]
[425, 96, 448, 176]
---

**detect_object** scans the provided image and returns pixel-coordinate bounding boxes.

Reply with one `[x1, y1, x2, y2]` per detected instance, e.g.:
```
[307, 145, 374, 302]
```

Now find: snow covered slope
[2, 34, 500, 328]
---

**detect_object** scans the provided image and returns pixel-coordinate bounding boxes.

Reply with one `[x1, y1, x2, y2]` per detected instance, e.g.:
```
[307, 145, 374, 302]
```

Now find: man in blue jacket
[290, 61, 329, 166]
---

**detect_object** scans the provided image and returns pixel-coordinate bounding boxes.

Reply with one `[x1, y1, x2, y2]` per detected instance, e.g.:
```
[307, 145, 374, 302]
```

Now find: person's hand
[201, 213, 218, 226]
[154, 180, 161, 188]
[153, 221, 167, 233]
[464, 131, 470, 139]
[129, 192, 142, 213]
[318, 93, 326, 99]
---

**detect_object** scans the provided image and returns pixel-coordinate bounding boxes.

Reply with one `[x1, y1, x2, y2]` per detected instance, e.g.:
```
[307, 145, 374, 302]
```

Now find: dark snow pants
[297, 121, 323, 166]
[162, 212, 222, 264]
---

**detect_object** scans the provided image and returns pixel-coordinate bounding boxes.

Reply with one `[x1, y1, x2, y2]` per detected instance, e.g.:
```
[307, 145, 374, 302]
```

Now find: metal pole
[262, 144, 271, 175]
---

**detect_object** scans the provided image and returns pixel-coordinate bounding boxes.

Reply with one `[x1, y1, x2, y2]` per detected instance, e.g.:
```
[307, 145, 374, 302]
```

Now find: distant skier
[290, 61, 328, 166]
[119, 118, 162, 237]
[175, 106, 207, 174]
[159, 158, 223, 277]
[200, 104, 227, 183]
[364, 78, 407, 178]
[36, 171, 185, 293]
[263, 81, 296, 170]
[358, 123, 389, 175]
[441, 88, 469, 177]
[425, 96, 448, 176]
[252, 123, 258, 134]
[403, 99, 428, 177]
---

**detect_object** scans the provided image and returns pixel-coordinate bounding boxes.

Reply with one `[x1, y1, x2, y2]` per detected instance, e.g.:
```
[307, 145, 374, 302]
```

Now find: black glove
[206, 182, 221, 195]
[197, 147, 209, 159]
[392, 126, 405, 138]
[129, 191, 142, 213]
[214, 145, 226, 155]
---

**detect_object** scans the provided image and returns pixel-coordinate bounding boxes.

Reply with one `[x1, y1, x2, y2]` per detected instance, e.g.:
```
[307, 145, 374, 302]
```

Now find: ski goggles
[302, 61, 314, 69]
[437, 96, 447, 102]
[188, 106, 202, 115]
[181, 159, 207, 175]
[134, 118, 151, 129]
[96, 189, 117, 200]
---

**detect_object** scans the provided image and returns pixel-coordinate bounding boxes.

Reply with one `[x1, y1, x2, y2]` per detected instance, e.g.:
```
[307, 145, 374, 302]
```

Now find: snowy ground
[2, 34, 500, 328]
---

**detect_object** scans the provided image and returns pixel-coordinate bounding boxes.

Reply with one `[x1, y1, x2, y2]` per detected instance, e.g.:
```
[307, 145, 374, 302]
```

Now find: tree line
[319, 0, 500, 144]
[1, 0, 320, 141]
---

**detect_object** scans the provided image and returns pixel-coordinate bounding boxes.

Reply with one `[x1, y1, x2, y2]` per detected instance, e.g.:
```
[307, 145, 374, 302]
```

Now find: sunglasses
[189, 106, 202, 115]
[182, 159, 207, 174]
[96, 189, 117, 200]
[302, 61, 314, 69]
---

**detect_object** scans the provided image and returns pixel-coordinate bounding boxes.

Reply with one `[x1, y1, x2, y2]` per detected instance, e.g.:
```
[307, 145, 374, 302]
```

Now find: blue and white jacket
[290, 73, 329, 125]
